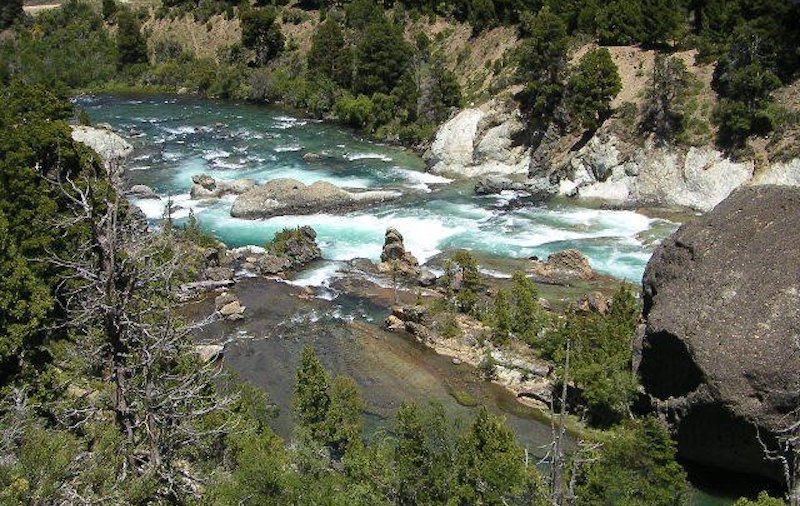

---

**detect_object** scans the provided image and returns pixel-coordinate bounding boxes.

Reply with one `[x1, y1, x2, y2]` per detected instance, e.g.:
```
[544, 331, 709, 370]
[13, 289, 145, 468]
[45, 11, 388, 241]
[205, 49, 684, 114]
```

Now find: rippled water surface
[81, 94, 678, 283]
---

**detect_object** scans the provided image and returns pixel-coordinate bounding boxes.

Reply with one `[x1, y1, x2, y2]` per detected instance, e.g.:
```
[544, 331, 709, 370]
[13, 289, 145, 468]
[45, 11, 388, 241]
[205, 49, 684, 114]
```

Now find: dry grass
[145, 13, 241, 61]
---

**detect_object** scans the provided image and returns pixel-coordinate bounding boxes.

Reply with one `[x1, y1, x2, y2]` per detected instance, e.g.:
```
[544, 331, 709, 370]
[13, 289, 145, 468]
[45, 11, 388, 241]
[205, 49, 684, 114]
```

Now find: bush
[334, 94, 375, 129]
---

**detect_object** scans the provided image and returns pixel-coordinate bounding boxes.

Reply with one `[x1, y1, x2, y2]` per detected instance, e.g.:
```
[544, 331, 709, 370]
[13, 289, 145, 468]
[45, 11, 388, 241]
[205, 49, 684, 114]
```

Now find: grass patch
[449, 388, 480, 407]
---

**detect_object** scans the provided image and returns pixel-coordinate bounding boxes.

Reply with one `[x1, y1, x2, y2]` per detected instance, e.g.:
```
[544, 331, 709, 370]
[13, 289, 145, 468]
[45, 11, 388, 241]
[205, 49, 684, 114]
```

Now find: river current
[79, 94, 679, 285]
[80, 94, 741, 505]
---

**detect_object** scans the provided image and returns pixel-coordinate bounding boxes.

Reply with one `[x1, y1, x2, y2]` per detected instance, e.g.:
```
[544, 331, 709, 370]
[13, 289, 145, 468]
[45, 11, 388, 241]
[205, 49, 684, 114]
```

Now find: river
[79, 94, 743, 504]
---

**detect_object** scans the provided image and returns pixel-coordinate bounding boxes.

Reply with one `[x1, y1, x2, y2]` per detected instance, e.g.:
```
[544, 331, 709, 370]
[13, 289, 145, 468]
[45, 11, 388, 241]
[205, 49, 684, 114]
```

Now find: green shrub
[334, 94, 375, 129]
[577, 417, 692, 506]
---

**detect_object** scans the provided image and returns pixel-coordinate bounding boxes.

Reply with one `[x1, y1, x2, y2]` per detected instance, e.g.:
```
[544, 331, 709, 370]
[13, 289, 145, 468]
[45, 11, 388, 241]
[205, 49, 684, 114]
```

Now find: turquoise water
[80, 94, 677, 284]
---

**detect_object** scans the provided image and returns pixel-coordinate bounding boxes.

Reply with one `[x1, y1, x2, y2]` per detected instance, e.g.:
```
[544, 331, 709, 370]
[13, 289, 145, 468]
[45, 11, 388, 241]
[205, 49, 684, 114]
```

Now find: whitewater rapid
[82, 95, 677, 284]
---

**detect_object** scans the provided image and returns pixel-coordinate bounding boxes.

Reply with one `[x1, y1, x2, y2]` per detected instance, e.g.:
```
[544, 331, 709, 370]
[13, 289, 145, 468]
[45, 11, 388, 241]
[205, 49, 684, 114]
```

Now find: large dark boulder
[639, 186, 800, 482]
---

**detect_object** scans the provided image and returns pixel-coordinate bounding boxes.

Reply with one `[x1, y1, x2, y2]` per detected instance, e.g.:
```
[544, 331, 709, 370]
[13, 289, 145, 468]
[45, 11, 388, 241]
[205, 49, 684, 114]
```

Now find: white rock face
[551, 135, 757, 211]
[430, 109, 485, 171]
[753, 159, 800, 186]
[71, 126, 133, 167]
[631, 146, 754, 211]
[428, 107, 530, 178]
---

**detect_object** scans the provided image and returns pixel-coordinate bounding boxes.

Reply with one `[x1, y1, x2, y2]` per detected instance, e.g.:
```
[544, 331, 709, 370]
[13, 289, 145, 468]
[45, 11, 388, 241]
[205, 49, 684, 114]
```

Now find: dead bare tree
[754, 332, 800, 506]
[542, 338, 600, 506]
[42, 168, 235, 504]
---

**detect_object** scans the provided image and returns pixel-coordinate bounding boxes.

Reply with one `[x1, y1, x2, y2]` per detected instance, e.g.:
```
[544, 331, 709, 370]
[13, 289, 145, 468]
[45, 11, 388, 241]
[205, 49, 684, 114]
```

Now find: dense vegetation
[1, 0, 797, 149]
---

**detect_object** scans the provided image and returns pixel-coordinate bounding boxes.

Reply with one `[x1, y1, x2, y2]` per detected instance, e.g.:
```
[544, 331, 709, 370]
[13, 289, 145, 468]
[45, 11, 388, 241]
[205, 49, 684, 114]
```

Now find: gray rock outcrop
[128, 184, 159, 199]
[190, 174, 257, 199]
[528, 132, 800, 212]
[529, 249, 595, 281]
[257, 225, 322, 275]
[71, 125, 133, 171]
[377, 227, 420, 277]
[230, 178, 399, 219]
[639, 186, 800, 482]
[215, 291, 245, 321]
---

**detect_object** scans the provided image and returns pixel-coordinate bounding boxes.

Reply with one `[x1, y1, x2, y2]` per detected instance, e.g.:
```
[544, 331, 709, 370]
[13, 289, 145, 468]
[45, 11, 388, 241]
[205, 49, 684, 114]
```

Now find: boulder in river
[71, 125, 133, 169]
[230, 178, 400, 219]
[190, 174, 256, 199]
[378, 227, 420, 277]
[128, 184, 159, 199]
[257, 225, 322, 275]
[529, 249, 595, 280]
[638, 186, 800, 483]
[474, 175, 528, 196]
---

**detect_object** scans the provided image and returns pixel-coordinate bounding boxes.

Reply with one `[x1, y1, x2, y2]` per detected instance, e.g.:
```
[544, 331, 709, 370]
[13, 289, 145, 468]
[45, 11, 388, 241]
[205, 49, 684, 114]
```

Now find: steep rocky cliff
[427, 45, 800, 211]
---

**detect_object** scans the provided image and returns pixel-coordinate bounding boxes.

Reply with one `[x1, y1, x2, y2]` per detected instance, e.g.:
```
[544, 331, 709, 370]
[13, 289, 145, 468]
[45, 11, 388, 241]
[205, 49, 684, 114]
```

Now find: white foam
[346, 153, 393, 162]
[274, 145, 302, 153]
[211, 159, 246, 170]
[163, 126, 197, 135]
[203, 149, 231, 161]
[479, 268, 512, 279]
[392, 167, 453, 192]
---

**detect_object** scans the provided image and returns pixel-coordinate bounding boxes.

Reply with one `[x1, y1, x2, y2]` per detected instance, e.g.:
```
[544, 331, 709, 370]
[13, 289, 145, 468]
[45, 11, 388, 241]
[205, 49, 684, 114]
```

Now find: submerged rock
[639, 186, 800, 482]
[214, 291, 246, 321]
[474, 175, 528, 196]
[230, 178, 399, 219]
[194, 344, 224, 363]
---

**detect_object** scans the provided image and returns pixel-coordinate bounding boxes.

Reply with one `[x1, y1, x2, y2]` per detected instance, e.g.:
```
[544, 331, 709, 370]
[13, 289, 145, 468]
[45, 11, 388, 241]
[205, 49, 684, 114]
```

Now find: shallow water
[80, 94, 677, 283]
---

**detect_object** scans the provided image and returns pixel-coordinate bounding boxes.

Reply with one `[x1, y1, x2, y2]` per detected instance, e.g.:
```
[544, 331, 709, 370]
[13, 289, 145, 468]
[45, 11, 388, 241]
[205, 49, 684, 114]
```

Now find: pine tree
[307, 19, 352, 88]
[324, 375, 365, 458]
[293, 345, 331, 441]
[240, 7, 285, 67]
[116, 9, 148, 68]
[642, 55, 693, 143]
[566, 48, 622, 131]
[492, 289, 512, 344]
[577, 417, 692, 506]
[516, 6, 569, 132]
[455, 407, 529, 505]
[354, 16, 410, 96]
[510, 271, 546, 344]
[0, 0, 22, 30]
